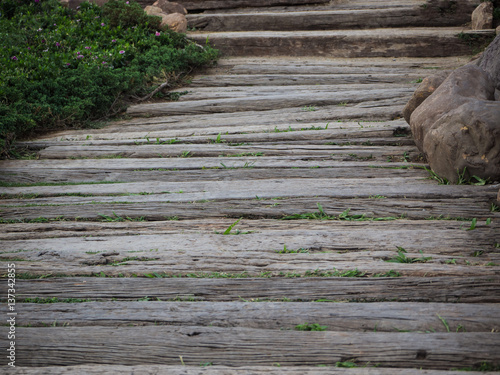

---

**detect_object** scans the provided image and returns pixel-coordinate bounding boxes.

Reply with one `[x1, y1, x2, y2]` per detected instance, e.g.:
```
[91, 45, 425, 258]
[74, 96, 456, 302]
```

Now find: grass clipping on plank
[0, 0, 218, 155]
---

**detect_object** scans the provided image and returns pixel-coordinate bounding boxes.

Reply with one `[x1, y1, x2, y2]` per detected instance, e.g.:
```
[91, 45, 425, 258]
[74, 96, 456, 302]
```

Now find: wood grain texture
[5, 365, 495, 375]
[187, 7, 471, 32]
[188, 29, 494, 58]
[16, 301, 500, 332]
[2, 326, 499, 368]
[126, 89, 412, 116]
[12, 276, 500, 302]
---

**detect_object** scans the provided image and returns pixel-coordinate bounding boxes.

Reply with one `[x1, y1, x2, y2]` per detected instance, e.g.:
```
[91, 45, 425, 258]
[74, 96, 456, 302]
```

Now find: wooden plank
[187, 7, 471, 32]
[208, 55, 468, 70]
[187, 73, 424, 87]
[12, 276, 500, 302]
[3, 326, 499, 368]
[1, 176, 498, 201]
[0, 164, 426, 184]
[20, 120, 410, 143]
[37, 144, 419, 160]
[17, 301, 500, 332]
[6, 249, 499, 278]
[0, 196, 497, 222]
[4, 365, 494, 375]
[1, 218, 498, 243]
[33, 104, 406, 141]
[126, 89, 412, 116]
[189, 28, 493, 58]
[173, 83, 415, 101]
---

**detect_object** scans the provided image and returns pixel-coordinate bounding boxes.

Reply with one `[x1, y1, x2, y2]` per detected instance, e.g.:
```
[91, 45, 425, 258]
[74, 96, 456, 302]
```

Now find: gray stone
[410, 64, 500, 183]
[471, 2, 494, 30]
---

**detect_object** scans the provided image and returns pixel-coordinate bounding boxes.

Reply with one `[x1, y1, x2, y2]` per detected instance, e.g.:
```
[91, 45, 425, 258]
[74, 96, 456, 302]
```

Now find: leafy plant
[385, 247, 432, 263]
[0, 0, 218, 155]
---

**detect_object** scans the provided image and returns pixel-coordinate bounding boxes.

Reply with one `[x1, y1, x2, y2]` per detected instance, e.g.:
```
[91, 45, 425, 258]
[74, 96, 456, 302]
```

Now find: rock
[160, 13, 188, 33]
[410, 63, 500, 183]
[153, 0, 188, 15]
[144, 5, 164, 16]
[144, 6, 187, 33]
[477, 33, 500, 91]
[497, 25, 500, 35]
[471, 2, 494, 30]
[402, 70, 451, 124]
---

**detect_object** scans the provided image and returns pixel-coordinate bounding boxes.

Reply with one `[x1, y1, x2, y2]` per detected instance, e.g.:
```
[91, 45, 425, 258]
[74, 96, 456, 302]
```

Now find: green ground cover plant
[0, 0, 218, 155]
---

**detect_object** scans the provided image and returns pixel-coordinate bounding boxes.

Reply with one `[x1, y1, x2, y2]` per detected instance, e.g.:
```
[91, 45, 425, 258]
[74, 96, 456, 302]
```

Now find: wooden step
[12, 275, 500, 302]
[25, 119, 410, 143]
[187, 73, 424, 87]
[187, 7, 470, 32]
[189, 29, 495, 57]
[36, 144, 419, 159]
[126, 87, 413, 117]
[4, 365, 495, 375]
[2, 220, 499, 277]
[5, 326, 499, 368]
[0, 195, 495, 222]
[16, 301, 499, 332]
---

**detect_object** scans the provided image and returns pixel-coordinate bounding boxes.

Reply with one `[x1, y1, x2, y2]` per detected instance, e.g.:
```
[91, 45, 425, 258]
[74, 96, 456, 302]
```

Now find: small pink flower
[11, 56, 18, 61]
[35, 0, 39, 3]
[112, 39, 117, 42]
[77, 55, 84, 59]
[55, 42, 60, 47]
[119, 50, 125, 54]
[27, 47, 31, 50]
[102, 61, 107, 64]
[53, 23, 56, 26]
[101, 23, 105, 26]
[155, 31, 160, 36]
[126, 1, 129, 3]
[65, 63, 71, 66]
[85, 46, 91, 49]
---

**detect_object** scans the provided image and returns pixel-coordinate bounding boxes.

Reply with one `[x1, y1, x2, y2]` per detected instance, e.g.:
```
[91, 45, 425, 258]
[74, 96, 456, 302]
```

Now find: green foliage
[0, 0, 218, 155]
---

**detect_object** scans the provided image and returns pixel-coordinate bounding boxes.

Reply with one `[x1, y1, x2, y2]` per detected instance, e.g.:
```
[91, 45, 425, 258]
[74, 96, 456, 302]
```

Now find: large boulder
[408, 35, 500, 183]
[471, 2, 494, 30]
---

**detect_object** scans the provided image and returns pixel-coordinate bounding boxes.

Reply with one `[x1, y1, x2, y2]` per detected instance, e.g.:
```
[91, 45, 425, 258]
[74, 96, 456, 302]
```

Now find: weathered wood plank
[5, 365, 495, 375]
[0, 196, 497, 222]
[7, 247, 500, 278]
[174, 83, 415, 101]
[187, 73, 424, 87]
[0, 163, 426, 184]
[187, 7, 471, 32]
[126, 89, 412, 116]
[12, 276, 500, 302]
[1, 176, 498, 201]
[37, 144, 419, 160]
[16, 301, 500, 332]
[189, 29, 494, 58]
[2, 327, 499, 368]
[1, 219, 498, 248]
[34, 104, 406, 140]
[22, 120, 410, 143]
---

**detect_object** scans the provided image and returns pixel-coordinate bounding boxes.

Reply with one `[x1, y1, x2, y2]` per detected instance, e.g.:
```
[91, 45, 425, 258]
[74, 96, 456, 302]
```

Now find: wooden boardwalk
[1, 0, 499, 373]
